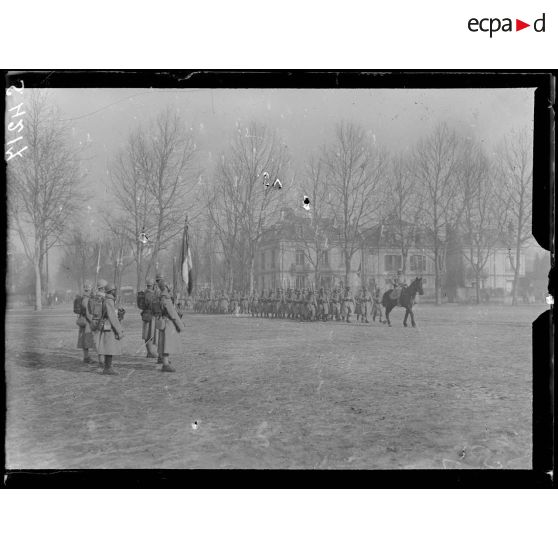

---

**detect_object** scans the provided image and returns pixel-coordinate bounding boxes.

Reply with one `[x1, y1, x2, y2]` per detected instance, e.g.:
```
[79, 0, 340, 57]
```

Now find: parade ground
[5, 303, 541, 470]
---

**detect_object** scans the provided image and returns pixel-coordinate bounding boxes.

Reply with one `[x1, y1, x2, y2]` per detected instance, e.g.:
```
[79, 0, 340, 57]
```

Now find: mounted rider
[389, 269, 408, 303]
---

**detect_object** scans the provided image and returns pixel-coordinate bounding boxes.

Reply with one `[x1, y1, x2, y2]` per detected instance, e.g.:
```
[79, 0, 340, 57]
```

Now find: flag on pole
[181, 216, 194, 295]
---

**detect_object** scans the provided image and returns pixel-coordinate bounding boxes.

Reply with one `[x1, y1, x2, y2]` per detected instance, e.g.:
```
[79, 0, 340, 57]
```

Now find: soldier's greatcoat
[157, 288, 185, 355]
[342, 290, 355, 318]
[77, 293, 96, 349]
[141, 288, 157, 344]
[361, 290, 372, 320]
[97, 293, 123, 356]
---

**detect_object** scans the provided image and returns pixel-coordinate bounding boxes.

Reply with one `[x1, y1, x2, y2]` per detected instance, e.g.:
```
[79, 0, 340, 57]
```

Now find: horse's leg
[410, 307, 416, 327]
[403, 307, 409, 327]
[385, 306, 391, 326]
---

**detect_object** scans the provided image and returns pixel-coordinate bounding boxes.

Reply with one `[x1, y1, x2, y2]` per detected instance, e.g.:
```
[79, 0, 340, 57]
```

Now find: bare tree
[59, 228, 98, 292]
[294, 154, 330, 286]
[107, 109, 199, 289]
[413, 123, 463, 304]
[323, 122, 387, 285]
[499, 130, 533, 305]
[7, 91, 86, 310]
[384, 153, 424, 276]
[460, 141, 508, 303]
[208, 122, 289, 293]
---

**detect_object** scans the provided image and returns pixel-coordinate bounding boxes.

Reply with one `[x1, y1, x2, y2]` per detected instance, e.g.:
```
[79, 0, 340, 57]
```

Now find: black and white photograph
[4, 73, 552, 474]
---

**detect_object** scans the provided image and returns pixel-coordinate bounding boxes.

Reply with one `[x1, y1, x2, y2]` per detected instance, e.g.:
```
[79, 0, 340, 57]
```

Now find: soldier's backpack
[137, 290, 146, 310]
[141, 290, 155, 322]
[73, 294, 83, 315]
[150, 295, 162, 316]
[88, 296, 104, 331]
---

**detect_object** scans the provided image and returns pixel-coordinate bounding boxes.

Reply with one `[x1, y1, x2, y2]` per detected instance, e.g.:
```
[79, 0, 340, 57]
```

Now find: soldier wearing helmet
[76, 281, 95, 363]
[155, 279, 185, 373]
[141, 278, 158, 358]
[96, 282, 125, 375]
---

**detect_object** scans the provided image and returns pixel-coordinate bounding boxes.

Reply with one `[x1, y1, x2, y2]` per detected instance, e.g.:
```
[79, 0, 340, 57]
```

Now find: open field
[5, 303, 542, 469]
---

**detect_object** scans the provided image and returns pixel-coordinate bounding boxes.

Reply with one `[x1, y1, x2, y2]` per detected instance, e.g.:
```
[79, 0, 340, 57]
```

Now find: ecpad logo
[468, 13, 546, 37]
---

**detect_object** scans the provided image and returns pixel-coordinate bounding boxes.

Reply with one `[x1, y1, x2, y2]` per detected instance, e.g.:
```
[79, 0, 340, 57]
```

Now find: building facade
[254, 208, 525, 298]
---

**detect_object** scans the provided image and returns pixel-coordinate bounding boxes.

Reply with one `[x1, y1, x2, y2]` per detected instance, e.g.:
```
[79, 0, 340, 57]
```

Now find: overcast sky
[19, 87, 537, 276]
[48, 87, 535, 203]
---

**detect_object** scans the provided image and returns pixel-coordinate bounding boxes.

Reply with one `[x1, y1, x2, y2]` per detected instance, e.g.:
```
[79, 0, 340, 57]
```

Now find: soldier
[76, 281, 95, 363]
[97, 282, 124, 375]
[91, 279, 108, 368]
[329, 288, 338, 321]
[360, 286, 372, 324]
[318, 287, 329, 322]
[156, 279, 185, 372]
[141, 279, 158, 358]
[285, 287, 293, 320]
[355, 289, 363, 323]
[372, 286, 384, 323]
[306, 289, 317, 321]
[343, 286, 355, 323]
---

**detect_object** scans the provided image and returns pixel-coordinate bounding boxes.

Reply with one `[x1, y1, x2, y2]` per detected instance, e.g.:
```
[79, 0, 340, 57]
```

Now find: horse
[381, 277, 424, 327]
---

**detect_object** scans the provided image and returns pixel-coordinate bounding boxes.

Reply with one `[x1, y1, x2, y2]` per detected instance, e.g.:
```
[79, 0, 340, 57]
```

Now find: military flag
[180, 216, 194, 295]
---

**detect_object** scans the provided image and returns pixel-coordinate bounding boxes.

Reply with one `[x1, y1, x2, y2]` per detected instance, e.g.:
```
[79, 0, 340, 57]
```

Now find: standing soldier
[306, 288, 317, 321]
[318, 287, 329, 322]
[230, 290, 238, 315]
[156, 279, 185, 373]
[361, 286, 372, 324]
[372, 285, 384, 323]
[285, 287, 294, 320]
[76, 281, 95, 363]
[91, 279, 108, 368]
[141, 279, 158, 358]
[330, 287, 339, 321]
[355, 289, 363, 323]
[97, 282, 124, 375]
[343, 286, 355, 323]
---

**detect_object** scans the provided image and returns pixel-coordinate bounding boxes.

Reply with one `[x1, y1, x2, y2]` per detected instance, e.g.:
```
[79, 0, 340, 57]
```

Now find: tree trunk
[475, 268, 481, 304]
[344, 250, 350, 287]
[34, 260, 42, 311]
[249, 254, 255, 294]
[512, 243, 521, 306]
[434, 245, 441, 305]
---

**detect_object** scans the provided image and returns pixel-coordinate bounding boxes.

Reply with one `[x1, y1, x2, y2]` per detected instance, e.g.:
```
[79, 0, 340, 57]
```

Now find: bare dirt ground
[5, 302, 542, 469]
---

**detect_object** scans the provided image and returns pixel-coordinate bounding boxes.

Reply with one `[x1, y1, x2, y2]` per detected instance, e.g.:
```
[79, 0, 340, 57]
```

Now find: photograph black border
[2, 70, 555, 488]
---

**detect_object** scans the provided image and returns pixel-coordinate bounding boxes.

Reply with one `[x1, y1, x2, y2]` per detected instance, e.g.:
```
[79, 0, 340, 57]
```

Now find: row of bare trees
[106, 116, 532, 305]
[7, 95, 533, 309]
[7, 91, 87, 310]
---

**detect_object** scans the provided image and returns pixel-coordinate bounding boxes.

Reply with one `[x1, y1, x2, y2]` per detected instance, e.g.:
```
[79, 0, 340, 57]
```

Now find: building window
[320, 250, 329, 266]
[384, 254, 402, 272]
[261, 251, 266, 270]
[295, 275, 306, 290]
[271, 249, 276, 269]
[296, 250, 305, 266]
[409, 254, 426, 274]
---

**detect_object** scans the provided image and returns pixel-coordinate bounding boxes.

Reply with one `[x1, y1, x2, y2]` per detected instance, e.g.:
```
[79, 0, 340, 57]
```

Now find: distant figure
[342, 287, 355, 323]
[360, 286, 372, 324]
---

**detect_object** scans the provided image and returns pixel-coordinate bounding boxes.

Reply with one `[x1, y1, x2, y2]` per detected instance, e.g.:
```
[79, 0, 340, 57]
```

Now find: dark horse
[381, 277, 424, 327]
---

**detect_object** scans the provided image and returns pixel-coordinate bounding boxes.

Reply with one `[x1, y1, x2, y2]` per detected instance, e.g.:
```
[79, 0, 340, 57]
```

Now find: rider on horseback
[390, 269, 407, 301]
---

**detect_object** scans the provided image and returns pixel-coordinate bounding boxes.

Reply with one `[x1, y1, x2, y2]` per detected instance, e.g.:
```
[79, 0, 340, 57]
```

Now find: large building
[254, 207, 525, 300]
